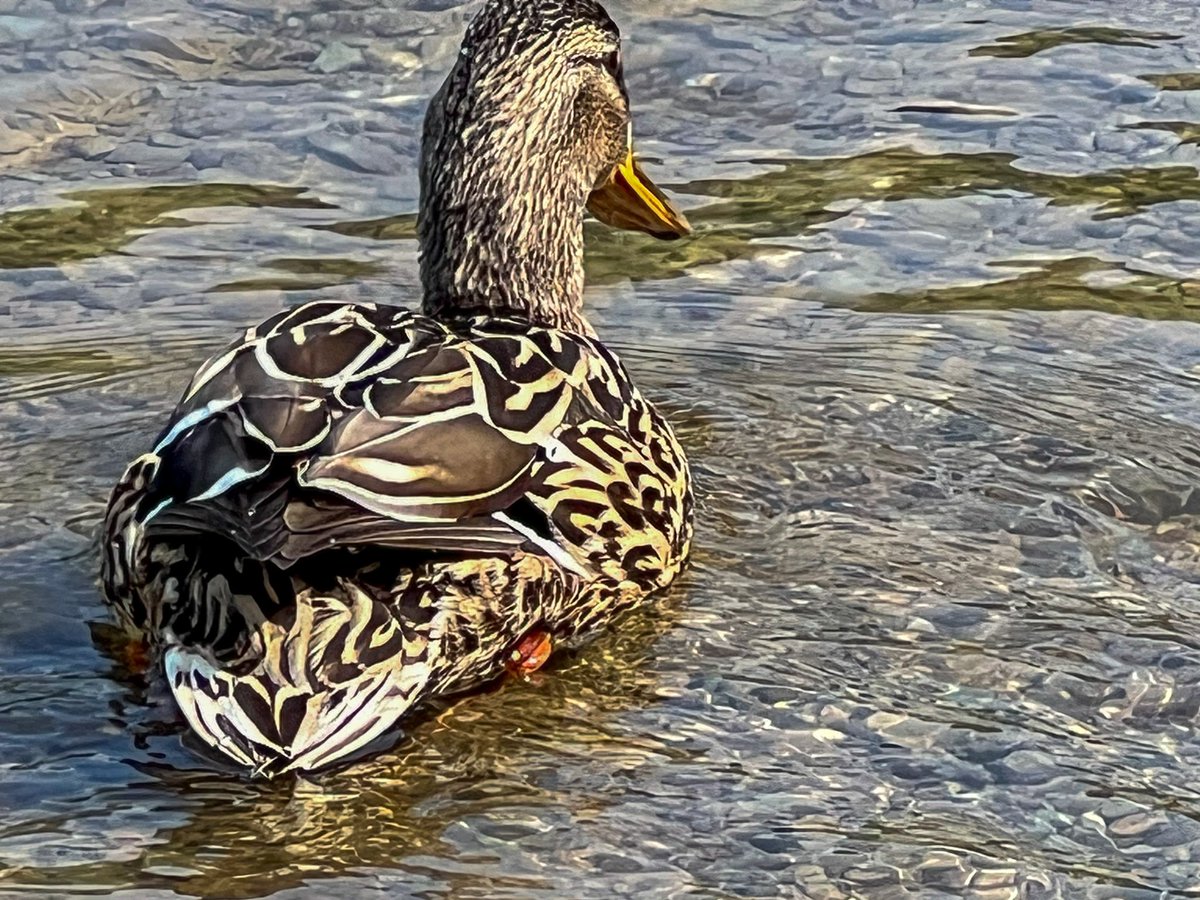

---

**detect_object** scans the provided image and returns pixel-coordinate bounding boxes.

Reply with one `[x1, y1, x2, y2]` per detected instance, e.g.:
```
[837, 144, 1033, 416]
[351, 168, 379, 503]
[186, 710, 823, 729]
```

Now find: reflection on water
[323, 147, 1200, 288]
[208, 256, 388, 293]
[5, 0, 1200, 897]
[969, 26, 1180, 59]
[858, 256, 1200, 321]
[0, 184, 331, 269]
[1124, 119, 1200, 148]
[1142, 71, 1200, 92]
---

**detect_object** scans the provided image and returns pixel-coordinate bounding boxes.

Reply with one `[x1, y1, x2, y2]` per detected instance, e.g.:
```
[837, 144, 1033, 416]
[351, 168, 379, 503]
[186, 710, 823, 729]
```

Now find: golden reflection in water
[856, 256, 1200, 321]
[208, 256, 389, 293]
[6, 148, 1200, 306]
[969, 26, 1180, 59]
[0, 184, 331, 269]
[316, 147, 1200, 289]
[1140, 71, 1200, 91]
[1122, 119, 1200, 147]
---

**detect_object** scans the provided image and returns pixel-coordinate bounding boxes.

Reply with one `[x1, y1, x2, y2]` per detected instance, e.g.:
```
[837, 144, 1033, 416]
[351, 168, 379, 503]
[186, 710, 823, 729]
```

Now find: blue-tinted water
[4, 1, 1200, 896]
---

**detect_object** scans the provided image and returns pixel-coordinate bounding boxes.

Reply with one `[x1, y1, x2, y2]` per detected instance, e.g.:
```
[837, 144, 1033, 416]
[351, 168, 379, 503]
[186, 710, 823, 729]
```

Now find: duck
[100, 0, 693, 776]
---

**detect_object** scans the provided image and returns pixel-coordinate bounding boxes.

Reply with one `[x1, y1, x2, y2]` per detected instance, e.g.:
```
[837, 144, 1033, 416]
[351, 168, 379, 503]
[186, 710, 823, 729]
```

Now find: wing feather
[138, 301, 611, 564]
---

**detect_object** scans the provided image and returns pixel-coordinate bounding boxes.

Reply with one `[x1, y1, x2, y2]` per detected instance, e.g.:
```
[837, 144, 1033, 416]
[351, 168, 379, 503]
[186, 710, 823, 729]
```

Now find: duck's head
[418, 0, 690, 333]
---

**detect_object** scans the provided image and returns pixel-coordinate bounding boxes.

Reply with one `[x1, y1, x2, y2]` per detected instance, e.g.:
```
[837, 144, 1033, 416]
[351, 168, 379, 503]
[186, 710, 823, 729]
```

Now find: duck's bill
[587, 151, 691, 240]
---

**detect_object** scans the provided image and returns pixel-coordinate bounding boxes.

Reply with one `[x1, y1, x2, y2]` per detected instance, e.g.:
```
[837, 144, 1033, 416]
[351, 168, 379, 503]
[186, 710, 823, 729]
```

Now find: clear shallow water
[4, 0, 1200, 896]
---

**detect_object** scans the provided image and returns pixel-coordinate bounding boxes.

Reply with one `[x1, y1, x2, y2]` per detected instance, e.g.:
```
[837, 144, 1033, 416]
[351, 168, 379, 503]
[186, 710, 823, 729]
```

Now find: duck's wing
[137, 300, 612, 566]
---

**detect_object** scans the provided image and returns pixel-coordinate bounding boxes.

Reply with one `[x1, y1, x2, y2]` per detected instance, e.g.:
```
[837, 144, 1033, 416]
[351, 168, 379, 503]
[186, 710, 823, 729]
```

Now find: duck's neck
[418, 92, 592, 335]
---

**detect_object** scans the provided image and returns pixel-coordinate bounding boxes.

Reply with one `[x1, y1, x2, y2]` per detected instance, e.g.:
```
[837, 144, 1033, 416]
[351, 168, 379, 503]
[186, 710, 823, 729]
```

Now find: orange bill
[587, 150, 691, 240]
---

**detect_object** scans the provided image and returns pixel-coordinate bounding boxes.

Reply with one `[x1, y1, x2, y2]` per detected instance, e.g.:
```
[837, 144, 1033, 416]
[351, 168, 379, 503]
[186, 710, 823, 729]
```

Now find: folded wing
[139, 300, 608, 566]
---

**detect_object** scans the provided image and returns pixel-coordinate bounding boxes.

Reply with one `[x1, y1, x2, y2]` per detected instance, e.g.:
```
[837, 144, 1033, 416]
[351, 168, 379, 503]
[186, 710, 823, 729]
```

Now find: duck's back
[100, 299, 690, 771]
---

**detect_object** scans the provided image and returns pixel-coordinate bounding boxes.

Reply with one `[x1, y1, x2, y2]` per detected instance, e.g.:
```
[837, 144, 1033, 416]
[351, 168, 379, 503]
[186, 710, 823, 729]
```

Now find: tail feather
[101, 453, 163, 628]
[163, 586, 436, 775]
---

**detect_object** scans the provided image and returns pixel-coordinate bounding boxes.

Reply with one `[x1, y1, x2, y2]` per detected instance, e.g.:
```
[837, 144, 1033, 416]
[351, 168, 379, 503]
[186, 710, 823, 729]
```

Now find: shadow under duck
[100, 0, 693, 776]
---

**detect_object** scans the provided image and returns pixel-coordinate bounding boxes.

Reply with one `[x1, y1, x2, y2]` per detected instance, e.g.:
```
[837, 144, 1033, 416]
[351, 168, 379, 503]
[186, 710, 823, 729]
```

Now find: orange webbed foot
[117, 635, 151, 675]
[506, 628, 554, 679]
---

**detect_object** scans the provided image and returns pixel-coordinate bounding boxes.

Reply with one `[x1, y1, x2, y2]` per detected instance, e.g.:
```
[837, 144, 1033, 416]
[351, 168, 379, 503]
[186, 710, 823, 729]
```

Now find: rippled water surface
[5, 0, 1200, 896]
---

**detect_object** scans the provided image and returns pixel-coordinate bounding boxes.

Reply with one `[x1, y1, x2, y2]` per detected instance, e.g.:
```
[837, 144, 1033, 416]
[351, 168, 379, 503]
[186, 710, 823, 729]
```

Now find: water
[3, 0, 1200, 895]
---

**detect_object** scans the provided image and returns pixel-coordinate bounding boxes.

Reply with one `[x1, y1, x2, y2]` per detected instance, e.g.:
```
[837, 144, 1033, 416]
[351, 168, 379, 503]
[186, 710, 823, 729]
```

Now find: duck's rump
[133, 529, 568, 774]
[103, 453, 577, 775]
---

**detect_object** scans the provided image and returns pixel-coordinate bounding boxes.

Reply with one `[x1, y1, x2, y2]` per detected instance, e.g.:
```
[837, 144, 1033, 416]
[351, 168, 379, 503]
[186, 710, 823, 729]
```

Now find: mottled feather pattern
[419, 0, 628, 330]
[164, 582, 432, 776]
[101, 299, 691, 771]
[100, 0, 693, 773]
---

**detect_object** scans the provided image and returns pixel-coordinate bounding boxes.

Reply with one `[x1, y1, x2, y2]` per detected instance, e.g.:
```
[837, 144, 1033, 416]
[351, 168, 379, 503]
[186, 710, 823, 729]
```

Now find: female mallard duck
[100, 0, 693, 775]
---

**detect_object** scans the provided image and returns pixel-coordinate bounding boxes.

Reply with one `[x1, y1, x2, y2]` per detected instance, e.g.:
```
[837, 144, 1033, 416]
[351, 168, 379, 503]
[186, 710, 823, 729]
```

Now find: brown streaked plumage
[100, 0, 693, 776]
